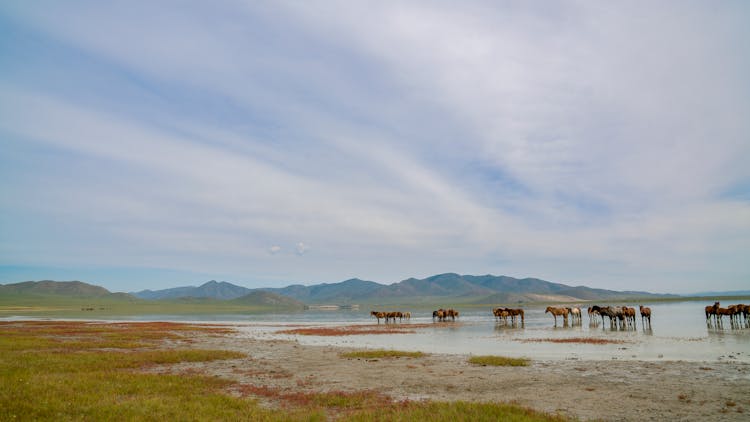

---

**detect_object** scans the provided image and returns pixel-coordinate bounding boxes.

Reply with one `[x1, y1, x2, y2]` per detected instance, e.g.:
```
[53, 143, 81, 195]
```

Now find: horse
[370, 311, 385, 324]
[622, 306, 637, 329]
[716, 306, 733, 326]
[433, 309, 446, 322]
[592, 305, 618, 329]
[639, 305, 651, 328]
[610, 306, 628, 329]
[445, 308, 459, 321]
[508, 308, 525, 325]
[567, 307, 582, 325]
[383, 311, 399, 323]
[545, 306, 568, 326]
[403, 311, 411, 320]
[493, 307, 510, 324]
[587, 306, 599, 325]
[705, 302, 719, 325]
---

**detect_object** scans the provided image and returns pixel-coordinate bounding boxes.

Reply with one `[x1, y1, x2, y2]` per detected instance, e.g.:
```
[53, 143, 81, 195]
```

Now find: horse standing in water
[370, 311, 386, 324]
[639, 305, 652, 328]
[444, 308, 459, 321]
[433, 309, 446, 322]
[545, 306, 568, 326]
[705, 302, 719, 325]
[566, 307, 582, 325]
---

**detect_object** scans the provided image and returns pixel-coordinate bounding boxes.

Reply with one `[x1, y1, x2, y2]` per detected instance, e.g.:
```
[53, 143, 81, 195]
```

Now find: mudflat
[157, 326, 750, 421]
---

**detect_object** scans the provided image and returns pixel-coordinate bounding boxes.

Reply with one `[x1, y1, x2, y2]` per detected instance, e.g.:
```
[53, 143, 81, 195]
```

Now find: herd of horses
[492, 307, 525, 325]
[370, 302, 748, 329]
[369, 311, 411, 323]
[704, 302, 749, 328]
[432, 308, 459, 321]
[542, 305, 652, 329]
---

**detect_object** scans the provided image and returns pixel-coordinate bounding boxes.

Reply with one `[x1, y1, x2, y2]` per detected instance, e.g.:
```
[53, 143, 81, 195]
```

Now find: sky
[1, 1, 749, 294]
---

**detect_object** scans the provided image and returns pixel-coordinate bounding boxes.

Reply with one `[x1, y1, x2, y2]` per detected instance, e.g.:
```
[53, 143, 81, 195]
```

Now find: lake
[33, 299, 748, 363]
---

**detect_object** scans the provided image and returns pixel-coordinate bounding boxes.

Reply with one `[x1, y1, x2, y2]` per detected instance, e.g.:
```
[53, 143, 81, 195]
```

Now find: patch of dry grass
[468, 355, 530, 367]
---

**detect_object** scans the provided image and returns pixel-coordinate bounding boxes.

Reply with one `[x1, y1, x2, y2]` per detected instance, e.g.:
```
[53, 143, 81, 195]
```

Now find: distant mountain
[132, 280, 252, 300]
[98, 273, 676, 304]
[262, 278, 382, 303]
[0, 280, 137, 300]
[361, 273, 671, 303]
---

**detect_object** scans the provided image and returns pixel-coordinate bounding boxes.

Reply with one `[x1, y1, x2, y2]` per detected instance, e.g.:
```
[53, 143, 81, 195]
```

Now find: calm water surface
[111, 300, 750, 363]
[8, 300, 749, 362]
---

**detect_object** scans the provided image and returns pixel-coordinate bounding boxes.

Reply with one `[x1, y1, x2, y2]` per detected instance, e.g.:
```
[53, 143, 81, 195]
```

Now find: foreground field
[0, 321, 565, 421]
[2, 321, 749, 421]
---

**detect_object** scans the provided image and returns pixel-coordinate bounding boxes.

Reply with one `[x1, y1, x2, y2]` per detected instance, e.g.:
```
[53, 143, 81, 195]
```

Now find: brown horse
[587, 306, 599, 325]
[493, 307, 511, 324]
[705, 302, 719, 324]
[385, 311, 403, 323]
[716, 306, 733, 326]
[371, 311, 386, 324]
[545, 306, 568, 326]
[639, 305, 651, 328]
[622, 306, 637, 328]
[445, 308, 459, 321]
[508, 308, 524, 325]
[433, 309, 445, 322]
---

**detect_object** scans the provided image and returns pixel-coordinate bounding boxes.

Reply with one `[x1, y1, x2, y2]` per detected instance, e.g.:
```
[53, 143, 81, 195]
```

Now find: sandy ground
[152, 329, 750, 421]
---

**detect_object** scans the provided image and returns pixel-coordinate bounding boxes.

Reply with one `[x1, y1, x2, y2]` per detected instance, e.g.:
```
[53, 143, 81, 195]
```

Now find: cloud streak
[0, 1, 748, 293]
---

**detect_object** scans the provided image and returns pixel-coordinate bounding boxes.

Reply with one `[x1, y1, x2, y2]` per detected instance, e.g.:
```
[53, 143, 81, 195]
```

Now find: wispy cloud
[0, 1, 748, 292]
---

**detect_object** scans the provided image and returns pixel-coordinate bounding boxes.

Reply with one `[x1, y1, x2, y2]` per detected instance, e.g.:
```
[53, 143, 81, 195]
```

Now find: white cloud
[295, 242, 310, 256]
[268, 245, 281, 255]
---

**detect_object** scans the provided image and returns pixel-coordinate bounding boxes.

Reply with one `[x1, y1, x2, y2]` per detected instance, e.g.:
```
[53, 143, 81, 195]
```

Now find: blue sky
[1, 1, 749, 293]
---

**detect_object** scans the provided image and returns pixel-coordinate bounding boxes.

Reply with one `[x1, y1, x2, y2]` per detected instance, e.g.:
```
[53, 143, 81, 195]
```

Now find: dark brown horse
[705, 302, 719, 325]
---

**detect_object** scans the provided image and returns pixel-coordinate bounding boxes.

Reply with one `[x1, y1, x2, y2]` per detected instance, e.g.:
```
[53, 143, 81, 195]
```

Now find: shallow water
[5, 300, 749, 362]
[232, 301, 750, 363]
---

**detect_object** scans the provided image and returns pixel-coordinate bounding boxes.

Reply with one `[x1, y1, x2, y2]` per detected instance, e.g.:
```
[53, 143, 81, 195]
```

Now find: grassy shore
[0, 320, 566, 421]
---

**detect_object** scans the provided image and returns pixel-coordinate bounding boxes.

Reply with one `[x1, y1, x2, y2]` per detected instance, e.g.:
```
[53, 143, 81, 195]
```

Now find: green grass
[468, 355, 530, 367]
[340, 349, 426, 359]
[0, 321, 564, 421]
[348, 401, 567, 421]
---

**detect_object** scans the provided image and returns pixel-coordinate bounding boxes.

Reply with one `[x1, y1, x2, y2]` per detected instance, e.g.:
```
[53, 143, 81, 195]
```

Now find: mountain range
[130, 273, 675, 304]
[0, 280, 303, 308]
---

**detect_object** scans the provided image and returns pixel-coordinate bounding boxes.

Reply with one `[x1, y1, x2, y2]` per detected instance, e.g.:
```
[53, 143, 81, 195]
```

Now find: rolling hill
[132, 280, 251, 300]
[0, 280, 138, 300]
